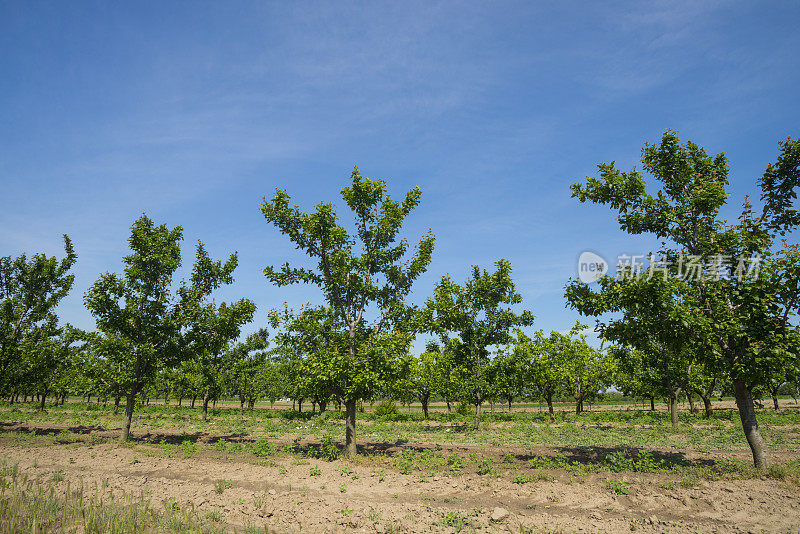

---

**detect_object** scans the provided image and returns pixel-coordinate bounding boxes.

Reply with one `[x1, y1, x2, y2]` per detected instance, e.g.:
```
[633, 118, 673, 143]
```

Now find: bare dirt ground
[2, 424, 799, 533]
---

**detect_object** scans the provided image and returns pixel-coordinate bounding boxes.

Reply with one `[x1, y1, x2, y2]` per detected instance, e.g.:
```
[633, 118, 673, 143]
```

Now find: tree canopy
[262, 167, 435, 455]
[566, 131, 800, 468]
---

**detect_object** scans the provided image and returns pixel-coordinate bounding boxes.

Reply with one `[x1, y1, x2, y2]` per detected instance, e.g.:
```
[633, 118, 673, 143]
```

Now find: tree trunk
[319, 399, 327, 414]
[772, 389, 779, 411]
[446, 401, 451, 412]
[668, 394, 678, 426]
[687, 393, 697, 414]
[508, 397, 512, 411]
[191, 396, 196, 409]
[700, 393, 713, 419]
[121, 390, 137, 442]
[733, 379, 770, 469]
[345, 399, 357, 457]
[298, 399, 303, 412]
[474, 399, 482, 429]
[114, 395, 121, 415]
[202, 387, 211, 421]
[39, 389, 47, 412]
[574, 380, 582, 414]
[546, 394, 555, 423]
[649, 396, 655, 411]
[421, 394, 429, 420]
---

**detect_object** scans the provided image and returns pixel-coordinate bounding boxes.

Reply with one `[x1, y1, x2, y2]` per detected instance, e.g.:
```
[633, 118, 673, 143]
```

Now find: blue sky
[2, 1, 798, 351]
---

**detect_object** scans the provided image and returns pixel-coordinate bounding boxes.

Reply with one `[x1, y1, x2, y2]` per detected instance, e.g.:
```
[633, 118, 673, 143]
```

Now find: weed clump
[179, 439, 197, 458]
[476, 457, 495, 475]
[251, 437, 276, 458]
[307, 436, 340, 461]
[374, 399, 400, 419]
[604, 479, 630, 495]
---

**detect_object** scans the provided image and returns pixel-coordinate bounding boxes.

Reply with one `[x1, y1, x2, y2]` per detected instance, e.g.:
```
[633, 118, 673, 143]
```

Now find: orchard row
[2, 131, 799, 469]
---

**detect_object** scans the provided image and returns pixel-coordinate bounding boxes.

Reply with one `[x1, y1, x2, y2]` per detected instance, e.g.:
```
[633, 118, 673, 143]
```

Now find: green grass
[436, 510, 473, 531]
[213, 479, 235, 494]
[0, 463, 223, 533]
[1, 400, 799, 487]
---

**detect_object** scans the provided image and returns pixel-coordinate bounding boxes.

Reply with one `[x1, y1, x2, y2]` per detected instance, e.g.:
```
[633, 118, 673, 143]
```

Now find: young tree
[84, 215, 184, 441]
[262, 168, 435, 456]
[405, 347, 445, 419]
[513, 330, 564, 422]
[754, 330, 800, 410]
[225, 329, 273, 410]
[690, 359, 724, 419]
[1, 236, 76, 397]
[567, 271, 701, 425]
[426, 260, 534, 428]
[179, 242, 256, 420]
[609, 346, 659, 411]
[558, 327, 609, 415]
[426, 340, 461, 412]
[83, 332, 132, 414]
[24, 323, 85, 411]
[489, 349, 524, 411]
[567, 131, 800, 468]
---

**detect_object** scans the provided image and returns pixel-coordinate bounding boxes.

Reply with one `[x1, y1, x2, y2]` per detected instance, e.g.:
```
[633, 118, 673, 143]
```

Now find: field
[1, 400, 800, 533]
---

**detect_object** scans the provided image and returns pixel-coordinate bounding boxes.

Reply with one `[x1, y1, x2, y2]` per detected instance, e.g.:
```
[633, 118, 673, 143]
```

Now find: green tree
[405, 347, 444, 419]
[754, 330, 800, 411]
[23, 324, 85, 411]
[262, 168, 435, 456]
[512, 330, 564, 422]
[609, 346, 660, 411]
[268, 309, 341, 414]
[84, 215, 185, 441]
[489, 349, 524, 411]
[83, 332, 132, 413]
[426, 259, 534, 428]
[558, 325, 609, 415]
[567, 131, 800, 468]
[425, 341, 461, 412]
[179, 242, 256, 420]
[1, 236, 76, 398]
[225, 329, 274, 410]
[690, 358, 724, 419]
[567, 271, 700, 425]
